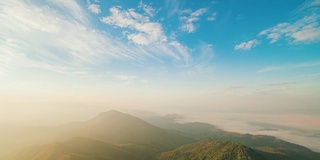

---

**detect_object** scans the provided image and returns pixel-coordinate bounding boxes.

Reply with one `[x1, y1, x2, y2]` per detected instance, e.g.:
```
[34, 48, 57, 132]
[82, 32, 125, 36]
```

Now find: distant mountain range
[143, 117, 320, 160]
[2, 110, 320, 160]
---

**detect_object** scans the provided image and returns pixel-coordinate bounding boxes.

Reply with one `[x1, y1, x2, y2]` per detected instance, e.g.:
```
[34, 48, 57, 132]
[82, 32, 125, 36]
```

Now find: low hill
[152, 121, 320, 160]
[6, 137, 153, 160]
[158, 139, 266, 160]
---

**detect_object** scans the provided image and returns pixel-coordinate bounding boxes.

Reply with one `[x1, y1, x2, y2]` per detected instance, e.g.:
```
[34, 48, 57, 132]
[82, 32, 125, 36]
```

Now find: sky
[0, 0, 320, 151]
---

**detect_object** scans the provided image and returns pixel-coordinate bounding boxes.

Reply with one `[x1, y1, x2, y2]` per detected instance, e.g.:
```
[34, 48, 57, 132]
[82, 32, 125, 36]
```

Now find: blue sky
[0, 0, 320, 151]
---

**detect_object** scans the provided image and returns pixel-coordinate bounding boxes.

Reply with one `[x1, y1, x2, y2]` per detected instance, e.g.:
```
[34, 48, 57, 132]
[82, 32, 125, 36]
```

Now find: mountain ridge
[143, 118, 320, 160]
[158, 139, 266, 160]
[2, 110, 320, 160]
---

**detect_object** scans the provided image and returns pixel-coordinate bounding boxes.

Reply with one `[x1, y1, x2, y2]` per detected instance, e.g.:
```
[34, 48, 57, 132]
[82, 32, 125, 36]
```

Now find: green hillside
[6, 137, 151, 160]
[158, 139, 265, 160]
[153, 121, 320, 160]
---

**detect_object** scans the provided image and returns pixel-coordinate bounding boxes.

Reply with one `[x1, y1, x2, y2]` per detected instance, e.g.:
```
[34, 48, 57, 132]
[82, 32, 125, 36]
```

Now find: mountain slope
[158, 139, 266, 160]
[152, 121, 320, 160]
[3, 111, 320, 160]
[56, 110, 194, 152]
[0, 111, 194, 158]
[6, 137, 153, 160]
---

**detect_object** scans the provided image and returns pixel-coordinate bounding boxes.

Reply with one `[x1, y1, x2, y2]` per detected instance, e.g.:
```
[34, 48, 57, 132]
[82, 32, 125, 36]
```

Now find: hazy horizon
[1, 0, 320, 155]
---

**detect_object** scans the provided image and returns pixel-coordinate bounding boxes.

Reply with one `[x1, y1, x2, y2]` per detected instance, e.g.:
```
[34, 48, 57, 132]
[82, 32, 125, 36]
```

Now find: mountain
[0, 111, 193, 159]
[2, 111, 320, 160]
[3, 111, 194, 160]
[149, 121, 320, 160]
[56, 110, 194, 152]
[158, 139, 266, 160]
[5, 137, 152, 160]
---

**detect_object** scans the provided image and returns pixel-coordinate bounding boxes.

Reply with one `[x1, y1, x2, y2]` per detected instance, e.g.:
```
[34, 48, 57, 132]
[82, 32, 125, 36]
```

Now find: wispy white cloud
[100, 5, 205, 66]
[0, 0, 152, 75]
[207, 12, 217, 21]
[50, 0, 89, 24]
[138, 1, 155, 17]
[298, 0, 320, 10]
[259, 16, 320, 43]
[259, 1, 320, 44]
[164, 0, 180, 17]
[182, 43, 214, 76]
[180, 8, 207, 33]
[310, 0, 320, 7]
[0, 0, 213, 80]
[88, 4, 101, 14]
[101, 6, 166, 45]
[234, 40, 259, 51]
[0, 0, 213, 81]
[258, 61, 320, 73]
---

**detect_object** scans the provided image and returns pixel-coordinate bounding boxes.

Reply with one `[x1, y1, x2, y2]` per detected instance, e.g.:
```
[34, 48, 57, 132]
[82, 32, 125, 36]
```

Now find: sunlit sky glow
[0, 0, 320, 151]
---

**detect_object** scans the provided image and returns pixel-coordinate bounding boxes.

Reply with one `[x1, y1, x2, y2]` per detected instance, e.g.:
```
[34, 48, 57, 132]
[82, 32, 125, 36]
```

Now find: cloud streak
[234, 40, 259, 51]
[180, 8, 207, 33]
[259, 0, 320, 44]
[101, 6, 166, 45]
[207, 12, 217, 21]
[164, 0, 181, 17]
[0, 0, 214, 78]
[258, 61, 320, 73]
[259, 16, 320, 43]
[0, 0, 153, 76]
[100, 4, 214, 67]
[138, 1, 156, 17]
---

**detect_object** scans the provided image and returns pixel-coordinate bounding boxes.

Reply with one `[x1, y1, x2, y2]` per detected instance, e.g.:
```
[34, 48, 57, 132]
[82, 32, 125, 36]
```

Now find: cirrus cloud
[234, 40, 260, 51]
[101, 6, 167, 45]
[180, 8, 208, 33]
[259, 0, 320, 44]
[0, 0, 206, 77]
